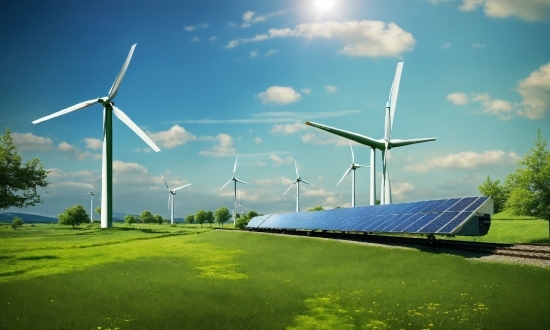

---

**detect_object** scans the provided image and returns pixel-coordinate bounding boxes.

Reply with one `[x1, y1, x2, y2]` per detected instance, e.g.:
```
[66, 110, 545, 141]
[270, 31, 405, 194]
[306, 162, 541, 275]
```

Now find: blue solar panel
[246, 197, 491, 236]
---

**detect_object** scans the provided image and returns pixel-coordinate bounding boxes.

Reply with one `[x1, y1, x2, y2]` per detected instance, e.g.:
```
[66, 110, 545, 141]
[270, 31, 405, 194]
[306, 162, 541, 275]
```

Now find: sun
[314, 0, 336, 12]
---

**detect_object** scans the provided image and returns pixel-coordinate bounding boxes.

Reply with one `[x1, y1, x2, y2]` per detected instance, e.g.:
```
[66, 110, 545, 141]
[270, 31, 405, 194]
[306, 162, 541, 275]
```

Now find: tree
[11, 216, 24, 229]
[95, 207, 101, 218]
[247, 210, 259, 219]
[195, 210, 207, 227]
[140, 210, 155, 223]
[215, 206, 231, 227]
[59, 205, 88, 229]
[1, 127, 50, 210]
[206, 211, 215, 227]
[125, 215, 137, 225]
[154, 214, 163, 225]
[478, 175, 508, 213]
[185, 214, 194, 224]
[504, 129, 550, 236]
[307, 206, 324, 212]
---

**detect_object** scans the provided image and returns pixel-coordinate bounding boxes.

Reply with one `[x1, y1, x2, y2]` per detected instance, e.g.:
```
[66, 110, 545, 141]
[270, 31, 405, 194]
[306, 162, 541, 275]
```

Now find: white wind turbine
[283, 160, 313, 212]
[77, 178, 102, 223]
[307, 62, 435, 205]
[337, 141, 369, 207]
[32, 44, 161, 228]
[161, 175, 191, 225]
[220, 155, 248, 226]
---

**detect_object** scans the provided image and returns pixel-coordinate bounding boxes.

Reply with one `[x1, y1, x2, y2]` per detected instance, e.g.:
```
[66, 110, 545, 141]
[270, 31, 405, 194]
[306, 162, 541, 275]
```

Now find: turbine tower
[162, 175, 191, 225]
[220, 155, 248, 226]
[337, 141, 368, 207]
[283, 160, 313, 212]
[32, 44, 161, 228]
[77, 178, 102, 223]
[306, 62, 435, 205]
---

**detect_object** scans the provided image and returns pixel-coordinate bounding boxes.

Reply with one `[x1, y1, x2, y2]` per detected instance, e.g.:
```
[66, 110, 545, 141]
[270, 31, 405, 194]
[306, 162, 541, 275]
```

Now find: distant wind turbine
[77, 178, 102, 223]
[337, 141, 369, 207]
[307, 62, 435, 205]
[161, 175, 191, 225]
[32, 44, 161, 228]
[283, 160, 313, 212]
[220, 155, 248, 226]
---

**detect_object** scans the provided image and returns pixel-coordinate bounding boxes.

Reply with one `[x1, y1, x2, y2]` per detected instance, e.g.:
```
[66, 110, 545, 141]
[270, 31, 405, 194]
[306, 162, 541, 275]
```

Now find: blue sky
[1, 0, 549, 218]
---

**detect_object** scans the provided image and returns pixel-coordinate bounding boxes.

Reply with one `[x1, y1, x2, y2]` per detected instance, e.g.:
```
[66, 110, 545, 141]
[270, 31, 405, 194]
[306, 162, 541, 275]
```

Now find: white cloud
[270, 154, 294, 166]
[324, 85, 338, 93]
[392, 182, 415, 201]
[249, 50, 258, 58]
[209, 36, 217, 41]
[256, 86, 301, 105]
[301, 132, 349, 146]
[264, 48, 278, 56]
[446, 92, 469, 105]
[199, 133, 236, 157]
[11, 132, 53, 151]
[57, 141, 101, 161]
[147, 125, 197, 149]
[472, 43, 486, 48]
[403, 150, 519, 173]
[459, 0, 550, 22]
[447, 92, 513, 119]
[254, 137, 263, 144]
[225, 20, 415, 58]
[84, 138, 102, 150]
[300, 88, 312, 96]
[443, 42, 452, 48]
[183, 22, 209, 32]
[517, 62, 550, 119]
[191, 37, 201, 42]
[241, 10, 283, 28]
[270, 121, 308, 135]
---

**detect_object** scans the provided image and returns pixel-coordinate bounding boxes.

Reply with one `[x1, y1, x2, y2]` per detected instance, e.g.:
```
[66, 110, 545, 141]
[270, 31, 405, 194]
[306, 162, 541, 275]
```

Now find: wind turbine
[161, 175, 191, 225]
[283, 160, 313, 212]
[220, 155, 248, 226]
[32, 44, 160, 228]
[306, 62, 435, 205]
[77, 178, 102, 223]
[337, 141, 369, 207]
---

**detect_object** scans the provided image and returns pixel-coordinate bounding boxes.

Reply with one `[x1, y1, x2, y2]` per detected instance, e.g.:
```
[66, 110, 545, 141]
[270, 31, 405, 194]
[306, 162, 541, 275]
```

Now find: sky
[1, 0, 549, 219]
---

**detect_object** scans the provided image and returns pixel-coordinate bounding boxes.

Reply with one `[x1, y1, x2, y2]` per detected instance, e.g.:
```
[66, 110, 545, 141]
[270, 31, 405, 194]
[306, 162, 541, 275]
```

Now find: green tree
[59, 205, 88, 229]
[478, 175, 509, 213]
[235, 215, 250, 229]
[185, 214, 194, 224]
[154, 214, 163, 225]
[140, 210, 155, 224]
[505, 129, 550, 236]
[125, 215, 137, 225]
[95, 207, 101, 218]
[11, 216, 24, 229]
[195, 210, 207, 227]
[307, 206, 324, 211]
[206, 211, 215, 227]
[247, 210, 259, 219]
[1, 127, 50, 210]
[215, 206, 231, 227]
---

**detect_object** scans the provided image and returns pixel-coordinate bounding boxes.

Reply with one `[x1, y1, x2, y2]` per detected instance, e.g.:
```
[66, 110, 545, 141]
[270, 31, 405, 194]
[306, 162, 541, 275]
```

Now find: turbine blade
[283, 182, 296, 195]
[337, 167, 352, 186]
[112, 106, 161, 152]
[295, 160, 299, 177]
[390, 137, 436, 148]
[233, 155, 238, 176]
[235, 179, 248, 185]
[389, 62, 404, 132]
[349, 140, 355, 163]
[301, 179, 313, 187]
[172, 183, 191, 192]
[220, 179, 232, 190]
[93, 194, 101, 202]
[92, 177, 100, 192]
[32, 99, 99, 124]
[306, 121, 385, 150]
[107, 44, 136, 102]
[161, 175, 170, 189]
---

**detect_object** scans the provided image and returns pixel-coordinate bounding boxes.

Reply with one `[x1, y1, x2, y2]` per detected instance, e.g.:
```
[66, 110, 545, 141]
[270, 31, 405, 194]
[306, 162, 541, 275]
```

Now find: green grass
[0, 223, 548, 329]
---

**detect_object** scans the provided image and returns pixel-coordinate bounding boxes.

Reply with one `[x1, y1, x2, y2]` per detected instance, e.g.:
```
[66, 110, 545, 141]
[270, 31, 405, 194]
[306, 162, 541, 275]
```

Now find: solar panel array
[246, 197, 491, 235]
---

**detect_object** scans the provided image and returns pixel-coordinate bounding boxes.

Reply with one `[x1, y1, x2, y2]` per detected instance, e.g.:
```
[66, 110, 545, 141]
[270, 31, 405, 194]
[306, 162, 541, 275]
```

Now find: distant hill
[0, 212, 57, 223]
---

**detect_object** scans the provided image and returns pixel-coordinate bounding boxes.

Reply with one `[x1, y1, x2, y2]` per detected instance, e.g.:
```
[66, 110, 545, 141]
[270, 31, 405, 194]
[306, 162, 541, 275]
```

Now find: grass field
[0, 221, 548, 330]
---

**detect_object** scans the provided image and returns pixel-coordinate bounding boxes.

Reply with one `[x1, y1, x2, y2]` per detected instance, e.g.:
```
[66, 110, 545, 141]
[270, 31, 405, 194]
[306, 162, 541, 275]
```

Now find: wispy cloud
[270, 121, 308, 135]
[270, 154, 294, 166]
[11, 132, 53, 151]
[183, 22, 209, 32]
[458, 0, 550, 22]
[324, 85, 338, 93]
[241, 10, 284, 28]
[147, 125, 197, 149]
[403, 150, 519, 173]
[199, 133, 236, 157]
[517, 62, 550, 119]
[256, 86, 301, 105]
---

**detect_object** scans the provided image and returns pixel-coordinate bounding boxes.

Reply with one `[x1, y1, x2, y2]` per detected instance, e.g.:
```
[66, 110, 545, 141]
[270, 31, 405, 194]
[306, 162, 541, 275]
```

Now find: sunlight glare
[314, 0, 336, 12]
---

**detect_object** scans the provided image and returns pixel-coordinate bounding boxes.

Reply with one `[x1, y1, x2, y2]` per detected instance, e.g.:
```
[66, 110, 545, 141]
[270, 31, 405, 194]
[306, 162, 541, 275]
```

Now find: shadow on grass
[18, 255, 59, 261]
[0, 269, 26, 277]
[528, 238, 550, 245]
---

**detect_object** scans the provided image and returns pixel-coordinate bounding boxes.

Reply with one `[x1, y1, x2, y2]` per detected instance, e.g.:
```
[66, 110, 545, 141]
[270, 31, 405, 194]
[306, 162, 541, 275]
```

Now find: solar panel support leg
[428, 234, 437, 247]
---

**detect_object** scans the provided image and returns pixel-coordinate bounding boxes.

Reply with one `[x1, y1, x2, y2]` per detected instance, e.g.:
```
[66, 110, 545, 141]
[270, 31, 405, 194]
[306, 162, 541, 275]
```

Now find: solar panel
[245, 196, 492, 236]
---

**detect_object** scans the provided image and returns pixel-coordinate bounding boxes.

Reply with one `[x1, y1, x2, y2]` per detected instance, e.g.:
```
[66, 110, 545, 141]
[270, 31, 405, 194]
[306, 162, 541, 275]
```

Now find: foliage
[11, 216, 24, 229]
[307, 206, 324, 212]
[154, 214, 163, 225]
[140, 210, 155, 224]
[195, 210, 207, 227]
[206, 211, 215, 227]
[185, 214, 194, 224]
[235, 216, 250, 229]
[0, 127, 50, 209]
[58, 205, 88, 229]
[246, 210, 258, 219]
[504, 129, 550, 223]
[95, 207, 101, 216]
[125, 215, 137, 225]
[478, 175, 509, 213]
[215, 206, 231, 227]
